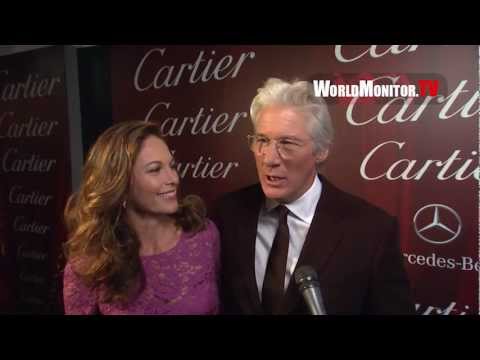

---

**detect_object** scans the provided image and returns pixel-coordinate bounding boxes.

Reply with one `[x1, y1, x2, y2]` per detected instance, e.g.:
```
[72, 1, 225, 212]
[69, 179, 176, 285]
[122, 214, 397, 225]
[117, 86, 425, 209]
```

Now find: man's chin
[261, 185, 288, 203]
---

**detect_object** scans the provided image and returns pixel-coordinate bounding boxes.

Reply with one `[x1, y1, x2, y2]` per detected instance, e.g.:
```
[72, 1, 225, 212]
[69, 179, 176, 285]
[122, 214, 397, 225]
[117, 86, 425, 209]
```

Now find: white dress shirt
[255, 175, 322, 300]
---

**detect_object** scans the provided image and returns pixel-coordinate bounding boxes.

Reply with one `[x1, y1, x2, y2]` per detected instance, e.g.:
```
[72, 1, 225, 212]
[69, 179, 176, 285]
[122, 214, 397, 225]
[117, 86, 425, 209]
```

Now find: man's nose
[262, 141, 281, 166]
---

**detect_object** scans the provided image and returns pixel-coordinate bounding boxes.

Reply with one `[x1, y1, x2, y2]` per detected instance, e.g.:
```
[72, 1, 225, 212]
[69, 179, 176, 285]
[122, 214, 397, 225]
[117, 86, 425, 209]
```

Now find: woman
[63, 121, 220, 314]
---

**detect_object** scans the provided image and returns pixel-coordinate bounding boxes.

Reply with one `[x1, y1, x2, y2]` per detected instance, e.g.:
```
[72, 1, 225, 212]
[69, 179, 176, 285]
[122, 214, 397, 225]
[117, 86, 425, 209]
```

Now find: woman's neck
[125, 210, 181, 256]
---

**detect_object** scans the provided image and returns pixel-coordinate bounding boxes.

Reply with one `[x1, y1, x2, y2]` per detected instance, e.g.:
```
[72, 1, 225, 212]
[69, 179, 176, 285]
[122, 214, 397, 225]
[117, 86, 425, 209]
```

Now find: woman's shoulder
[185, 218, 219, 245]
[192, 218, 218, 238]
[204, 218, 218, 230]
[198, 219, 220, 259]
[204, 218, 220, 239]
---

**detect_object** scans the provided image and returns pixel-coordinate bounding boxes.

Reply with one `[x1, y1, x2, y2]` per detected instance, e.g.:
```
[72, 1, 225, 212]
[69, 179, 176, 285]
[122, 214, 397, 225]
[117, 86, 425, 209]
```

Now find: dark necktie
[262, 205, 290, 314]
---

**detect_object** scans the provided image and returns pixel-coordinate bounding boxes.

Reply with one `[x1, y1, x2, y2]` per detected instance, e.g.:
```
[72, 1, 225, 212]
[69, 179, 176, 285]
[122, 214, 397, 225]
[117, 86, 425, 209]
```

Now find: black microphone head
[294, 265, 319, 285]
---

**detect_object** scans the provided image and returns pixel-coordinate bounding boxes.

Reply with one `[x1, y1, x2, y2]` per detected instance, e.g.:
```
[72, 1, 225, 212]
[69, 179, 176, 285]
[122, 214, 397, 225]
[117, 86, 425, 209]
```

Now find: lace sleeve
[63, 262, 98, 315]
[208, 219, 221, 315]
[210, 220, 221, 278]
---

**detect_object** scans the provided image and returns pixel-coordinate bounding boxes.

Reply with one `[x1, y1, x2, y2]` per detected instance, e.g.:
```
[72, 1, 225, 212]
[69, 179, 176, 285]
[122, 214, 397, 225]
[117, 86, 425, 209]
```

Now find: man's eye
[279, 140, 297, 146]
[257, 137, 269, 144]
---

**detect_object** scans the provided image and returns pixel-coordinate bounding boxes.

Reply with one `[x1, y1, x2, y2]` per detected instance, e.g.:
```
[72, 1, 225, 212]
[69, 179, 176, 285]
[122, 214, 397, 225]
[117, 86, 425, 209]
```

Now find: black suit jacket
[213, 176, 415, 315]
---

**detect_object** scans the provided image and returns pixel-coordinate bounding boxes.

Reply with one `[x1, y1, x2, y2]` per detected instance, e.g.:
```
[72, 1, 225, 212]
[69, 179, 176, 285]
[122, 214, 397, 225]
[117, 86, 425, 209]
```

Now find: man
[214, 78, 415, 315]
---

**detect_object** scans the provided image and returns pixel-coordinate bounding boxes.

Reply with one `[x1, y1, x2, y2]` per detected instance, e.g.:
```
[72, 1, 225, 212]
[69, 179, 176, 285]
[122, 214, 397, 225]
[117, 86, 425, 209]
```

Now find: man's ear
[315, 149, 329, 164]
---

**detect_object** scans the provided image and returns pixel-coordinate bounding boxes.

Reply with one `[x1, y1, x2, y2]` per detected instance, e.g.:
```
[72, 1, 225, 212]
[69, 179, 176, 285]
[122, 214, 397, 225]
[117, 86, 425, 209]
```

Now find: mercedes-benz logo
[413, 204, 462, 244]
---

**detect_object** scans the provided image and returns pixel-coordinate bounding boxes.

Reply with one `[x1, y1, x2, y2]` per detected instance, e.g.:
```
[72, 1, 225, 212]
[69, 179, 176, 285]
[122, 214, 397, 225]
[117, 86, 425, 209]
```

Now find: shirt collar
[264, 174, 322, 225]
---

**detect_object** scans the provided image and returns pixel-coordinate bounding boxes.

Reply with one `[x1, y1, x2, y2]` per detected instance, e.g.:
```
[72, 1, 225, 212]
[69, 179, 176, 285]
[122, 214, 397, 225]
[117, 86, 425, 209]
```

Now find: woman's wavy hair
[63, 120, 206, 305]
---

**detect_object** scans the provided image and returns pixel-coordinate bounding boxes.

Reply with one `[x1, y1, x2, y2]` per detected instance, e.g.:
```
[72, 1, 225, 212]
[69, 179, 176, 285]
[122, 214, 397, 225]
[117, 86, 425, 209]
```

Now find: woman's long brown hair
[64, 121, 206, 304]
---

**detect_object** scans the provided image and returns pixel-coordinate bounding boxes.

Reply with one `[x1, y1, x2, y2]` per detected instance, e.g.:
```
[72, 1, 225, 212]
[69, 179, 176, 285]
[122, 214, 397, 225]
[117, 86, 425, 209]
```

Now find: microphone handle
[301, 285, 326, 315]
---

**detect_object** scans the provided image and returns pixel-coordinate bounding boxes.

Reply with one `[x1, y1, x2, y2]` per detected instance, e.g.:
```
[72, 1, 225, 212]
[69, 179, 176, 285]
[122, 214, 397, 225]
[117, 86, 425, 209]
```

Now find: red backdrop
[0, 46, 71, 313]
[110, 45, 479, 315]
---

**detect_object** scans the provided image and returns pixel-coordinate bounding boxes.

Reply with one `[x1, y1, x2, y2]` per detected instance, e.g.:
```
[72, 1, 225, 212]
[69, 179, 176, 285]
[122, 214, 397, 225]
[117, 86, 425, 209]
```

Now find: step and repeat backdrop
[110, 45, 479, 315]
[0, 46, 71, 313]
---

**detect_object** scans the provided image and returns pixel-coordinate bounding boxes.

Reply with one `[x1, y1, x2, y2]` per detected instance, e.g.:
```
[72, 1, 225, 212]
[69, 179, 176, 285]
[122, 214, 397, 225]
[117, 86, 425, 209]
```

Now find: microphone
[294, 265, 327, 315]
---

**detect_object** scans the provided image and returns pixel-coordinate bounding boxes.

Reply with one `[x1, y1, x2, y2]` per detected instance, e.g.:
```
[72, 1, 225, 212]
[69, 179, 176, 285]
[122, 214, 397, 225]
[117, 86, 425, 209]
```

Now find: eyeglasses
[247, 134, 310, 160]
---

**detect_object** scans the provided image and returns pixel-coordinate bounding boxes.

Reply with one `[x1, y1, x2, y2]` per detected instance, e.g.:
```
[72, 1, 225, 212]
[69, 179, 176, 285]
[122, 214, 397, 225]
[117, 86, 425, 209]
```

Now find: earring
[122, 200, 127, 209]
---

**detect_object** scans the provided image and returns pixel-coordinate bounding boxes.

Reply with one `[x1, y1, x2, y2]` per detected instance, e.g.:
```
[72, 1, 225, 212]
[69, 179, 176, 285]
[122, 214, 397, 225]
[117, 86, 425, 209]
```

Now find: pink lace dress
[63, 220, 220, 315]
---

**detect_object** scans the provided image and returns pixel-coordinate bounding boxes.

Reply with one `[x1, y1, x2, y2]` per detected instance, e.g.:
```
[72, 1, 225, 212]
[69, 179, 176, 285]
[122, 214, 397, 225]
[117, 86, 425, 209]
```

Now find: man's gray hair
[250, 78, 334, 153]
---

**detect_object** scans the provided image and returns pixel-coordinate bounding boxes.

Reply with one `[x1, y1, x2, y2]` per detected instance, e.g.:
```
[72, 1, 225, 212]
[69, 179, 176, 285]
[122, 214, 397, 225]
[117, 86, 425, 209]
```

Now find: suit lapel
[237, 185, 264, 313]
[283, 177, 345, 313]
